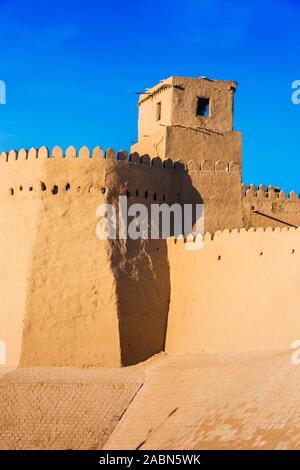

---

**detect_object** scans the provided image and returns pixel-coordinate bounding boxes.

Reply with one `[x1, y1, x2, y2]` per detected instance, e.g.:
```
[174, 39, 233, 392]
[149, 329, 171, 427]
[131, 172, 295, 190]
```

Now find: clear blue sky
[0, 0, 299, 191]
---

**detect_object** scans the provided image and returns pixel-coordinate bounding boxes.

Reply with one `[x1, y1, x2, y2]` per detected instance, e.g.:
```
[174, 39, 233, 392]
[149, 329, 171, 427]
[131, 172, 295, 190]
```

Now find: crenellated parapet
[0, 145, 183, 165]
[242, 183, 300, 201]
[168, 224, 299, 245]
[242, 183, 300, 229]
[0, 146, 187, 204]
[0, 145, 240, 174]
[0, 146, 243, 233]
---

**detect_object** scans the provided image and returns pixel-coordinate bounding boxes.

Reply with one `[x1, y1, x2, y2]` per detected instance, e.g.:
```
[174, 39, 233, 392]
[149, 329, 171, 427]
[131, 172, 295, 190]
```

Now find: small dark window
[66, 183, 70, 192]
[156, 102, 161, 121]
[196, 97, 210, 117]
[41, 182, 47, 191]
[52, 185, 58, 195]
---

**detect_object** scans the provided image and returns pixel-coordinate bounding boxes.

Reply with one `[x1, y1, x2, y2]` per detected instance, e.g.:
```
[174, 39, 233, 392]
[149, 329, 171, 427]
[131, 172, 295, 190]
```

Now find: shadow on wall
[109, 169, 203, 366]
[16, 151, 202, 367]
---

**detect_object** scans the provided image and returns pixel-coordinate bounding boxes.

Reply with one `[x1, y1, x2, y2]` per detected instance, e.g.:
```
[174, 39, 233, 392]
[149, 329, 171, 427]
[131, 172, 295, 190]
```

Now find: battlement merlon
[131, 76, 241, 168]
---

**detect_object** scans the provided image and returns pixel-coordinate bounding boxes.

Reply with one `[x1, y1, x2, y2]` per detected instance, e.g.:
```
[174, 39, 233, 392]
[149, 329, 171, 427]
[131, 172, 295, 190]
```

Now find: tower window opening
[196, 97, 210, 117]
[156, 102, 161, 121]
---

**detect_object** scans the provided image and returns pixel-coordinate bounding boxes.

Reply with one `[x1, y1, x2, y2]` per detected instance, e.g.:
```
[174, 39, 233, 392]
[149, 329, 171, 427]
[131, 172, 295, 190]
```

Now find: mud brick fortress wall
[1, 75, 300, 368]
[242, 184, 300, 229]
[0, 147, 186, 368]
[166, 228, 300, 354]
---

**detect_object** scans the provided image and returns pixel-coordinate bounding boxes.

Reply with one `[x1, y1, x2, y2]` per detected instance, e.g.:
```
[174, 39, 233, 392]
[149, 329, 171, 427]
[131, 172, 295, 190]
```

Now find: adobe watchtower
[131, 76, 242, 168]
